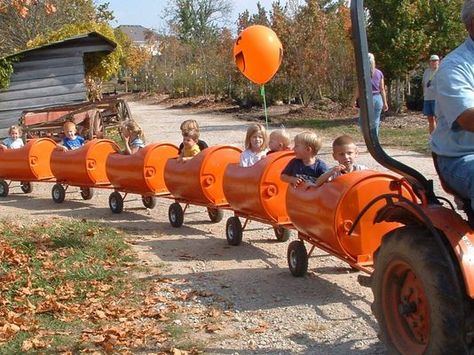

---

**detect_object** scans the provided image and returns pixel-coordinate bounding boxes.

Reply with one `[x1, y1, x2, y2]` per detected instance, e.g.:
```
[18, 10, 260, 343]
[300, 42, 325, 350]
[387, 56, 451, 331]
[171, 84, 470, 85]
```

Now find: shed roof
[2, 31, 116, 59]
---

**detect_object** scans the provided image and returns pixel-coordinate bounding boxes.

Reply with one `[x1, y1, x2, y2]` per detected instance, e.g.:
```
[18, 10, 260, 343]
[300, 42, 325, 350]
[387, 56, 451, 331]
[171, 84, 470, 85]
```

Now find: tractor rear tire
[371, 226, 471, 354]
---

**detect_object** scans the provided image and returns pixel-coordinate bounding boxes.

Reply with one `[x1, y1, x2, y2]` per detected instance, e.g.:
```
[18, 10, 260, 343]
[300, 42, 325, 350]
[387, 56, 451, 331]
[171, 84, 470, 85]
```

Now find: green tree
[365, 0, 465, 111]
[166, 0, 232, 42]
[0, 0, 113, 56]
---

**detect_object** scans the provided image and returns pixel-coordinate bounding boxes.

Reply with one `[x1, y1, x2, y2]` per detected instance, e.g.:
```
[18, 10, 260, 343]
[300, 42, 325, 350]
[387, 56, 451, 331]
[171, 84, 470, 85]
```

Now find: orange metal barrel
[106, 143, 179, 195]
[51, 139, 119, 186]
[0, 138, 56, 181]
[223, 151, 295, 224]
[287, 170, 415, 263]
[164, 145, 241, 206]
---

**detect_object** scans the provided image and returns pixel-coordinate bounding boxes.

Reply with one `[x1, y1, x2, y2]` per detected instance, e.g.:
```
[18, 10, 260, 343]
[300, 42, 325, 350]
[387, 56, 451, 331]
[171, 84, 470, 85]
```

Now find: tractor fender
[375, 201, 474, 298]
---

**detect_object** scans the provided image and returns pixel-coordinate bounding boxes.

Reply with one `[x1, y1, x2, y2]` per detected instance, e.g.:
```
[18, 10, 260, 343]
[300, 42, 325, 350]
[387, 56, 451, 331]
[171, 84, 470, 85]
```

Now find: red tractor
[349, 1, 474, 352]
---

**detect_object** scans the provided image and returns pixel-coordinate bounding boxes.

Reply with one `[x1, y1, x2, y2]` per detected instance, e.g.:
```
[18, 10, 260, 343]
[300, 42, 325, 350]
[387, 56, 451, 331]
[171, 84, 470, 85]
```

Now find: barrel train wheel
[371, 226, 472, 354]
[207, 207, 224, 223]
[20, 182, 33, 194]
[225, 216, 242, 246]
[287, 240, 308, 277]
[109, 192, 124, 214]
[80, 187, 94, 200]
[274, 226, 291, 242]
[168, 202, 184, 228]
[0, 179, 9, 197]
[52, 184, 66, 203]
[142, 195, 157, 209]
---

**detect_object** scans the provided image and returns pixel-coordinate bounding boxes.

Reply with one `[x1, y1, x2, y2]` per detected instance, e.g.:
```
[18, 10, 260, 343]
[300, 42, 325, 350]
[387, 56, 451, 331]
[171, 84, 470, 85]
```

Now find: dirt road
[1, 101, 447, 354]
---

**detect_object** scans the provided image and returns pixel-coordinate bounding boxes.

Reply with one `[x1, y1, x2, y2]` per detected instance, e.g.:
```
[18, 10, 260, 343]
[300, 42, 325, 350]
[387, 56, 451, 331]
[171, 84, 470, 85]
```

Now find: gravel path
[0, 101, 449, 354]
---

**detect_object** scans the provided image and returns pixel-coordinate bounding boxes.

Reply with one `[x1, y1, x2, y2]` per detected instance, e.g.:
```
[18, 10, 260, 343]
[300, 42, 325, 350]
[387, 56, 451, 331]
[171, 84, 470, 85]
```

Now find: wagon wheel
[89, 110, 104, 139]
[116, 100, 132, 122]
[371, 226, 471, 354]
[287, 240, 308, 277]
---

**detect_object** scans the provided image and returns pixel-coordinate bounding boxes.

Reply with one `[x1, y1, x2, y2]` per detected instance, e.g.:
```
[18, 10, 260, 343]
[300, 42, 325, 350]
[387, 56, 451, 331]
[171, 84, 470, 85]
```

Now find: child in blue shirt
[0, 125, 24, 150]
[281, 131, 329, 188]
[56, 121, 85, 151]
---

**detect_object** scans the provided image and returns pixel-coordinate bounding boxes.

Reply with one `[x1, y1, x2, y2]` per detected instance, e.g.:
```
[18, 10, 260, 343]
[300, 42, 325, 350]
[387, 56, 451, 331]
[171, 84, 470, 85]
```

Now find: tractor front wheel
[372, 226, 471, 354]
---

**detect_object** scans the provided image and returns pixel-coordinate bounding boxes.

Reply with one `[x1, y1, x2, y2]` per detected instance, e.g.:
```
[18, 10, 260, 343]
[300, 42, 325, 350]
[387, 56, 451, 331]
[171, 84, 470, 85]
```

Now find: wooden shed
[0, 32, 116, 137]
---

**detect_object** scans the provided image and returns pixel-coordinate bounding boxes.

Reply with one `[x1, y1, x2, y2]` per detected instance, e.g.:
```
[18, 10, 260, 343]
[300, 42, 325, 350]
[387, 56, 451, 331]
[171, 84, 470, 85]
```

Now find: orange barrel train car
[223, 151, 295, 245]
[164, 145, 241, 227]
[50, 139, 119, 203]
[0, 138, 56, 197]
[106, 143, 179, 213]
[286, 170, 417, 275]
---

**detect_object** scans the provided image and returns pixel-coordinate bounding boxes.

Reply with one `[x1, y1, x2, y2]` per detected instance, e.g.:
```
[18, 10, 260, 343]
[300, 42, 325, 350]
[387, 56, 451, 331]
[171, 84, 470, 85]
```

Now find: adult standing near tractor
[354, 53, 388, 136]
[431, 0, 474, 212]
[422, 54, 440, 134]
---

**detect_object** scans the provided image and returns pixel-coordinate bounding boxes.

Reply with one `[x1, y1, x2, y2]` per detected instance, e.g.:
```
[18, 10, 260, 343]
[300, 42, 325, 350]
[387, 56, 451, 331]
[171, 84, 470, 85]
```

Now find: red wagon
[164, 145, 241, 227]
[106, 143, 179, 213]
[223, 151, 295, 245]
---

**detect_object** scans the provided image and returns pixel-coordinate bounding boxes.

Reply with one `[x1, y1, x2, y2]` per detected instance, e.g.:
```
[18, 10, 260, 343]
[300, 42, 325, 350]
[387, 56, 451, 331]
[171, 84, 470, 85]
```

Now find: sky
[100, 0, 282, 31]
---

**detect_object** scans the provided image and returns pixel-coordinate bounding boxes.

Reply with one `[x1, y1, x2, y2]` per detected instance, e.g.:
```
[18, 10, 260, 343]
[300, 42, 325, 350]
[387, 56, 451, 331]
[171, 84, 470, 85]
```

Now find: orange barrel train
[50, 139, 119, 203]
[223, 151, 295, 245]
[0, 138, 56, 197]
[286, 170, 417, 275]
[106, 143, 179, 213]
[164, 145, 241, 227]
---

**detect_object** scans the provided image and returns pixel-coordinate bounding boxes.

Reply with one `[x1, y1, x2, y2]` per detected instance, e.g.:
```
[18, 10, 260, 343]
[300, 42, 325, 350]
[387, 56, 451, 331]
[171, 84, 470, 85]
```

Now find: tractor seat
[432, 152, 474, 222]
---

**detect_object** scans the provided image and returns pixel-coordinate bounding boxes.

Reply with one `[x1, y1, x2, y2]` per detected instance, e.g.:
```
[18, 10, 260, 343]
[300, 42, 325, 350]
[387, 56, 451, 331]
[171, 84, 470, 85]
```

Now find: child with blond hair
[267, 128, 291, 155]
[177, 119, 208, 155]
[178, 129, 201, 162]
[281, 131, 328, 188]
[0, 125, 24, 150]
[240, 123, 269, 167]
[56, 121, 85, 151]
[120, 119, 145, 154]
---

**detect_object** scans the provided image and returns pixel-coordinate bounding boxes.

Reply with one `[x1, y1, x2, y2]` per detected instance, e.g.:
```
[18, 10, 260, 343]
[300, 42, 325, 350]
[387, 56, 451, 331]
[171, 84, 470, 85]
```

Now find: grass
[285, 117, 430, 154]
[0, 219, 172, 353]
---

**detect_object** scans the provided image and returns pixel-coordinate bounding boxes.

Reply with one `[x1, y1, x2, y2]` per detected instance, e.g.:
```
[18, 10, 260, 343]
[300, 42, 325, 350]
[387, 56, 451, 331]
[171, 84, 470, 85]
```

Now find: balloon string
[260, 85, 268, 129]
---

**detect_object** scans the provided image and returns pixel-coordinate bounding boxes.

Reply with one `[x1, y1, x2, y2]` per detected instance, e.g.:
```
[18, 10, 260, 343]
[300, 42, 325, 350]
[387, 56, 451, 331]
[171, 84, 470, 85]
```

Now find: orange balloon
[233, 25, 283, 85]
